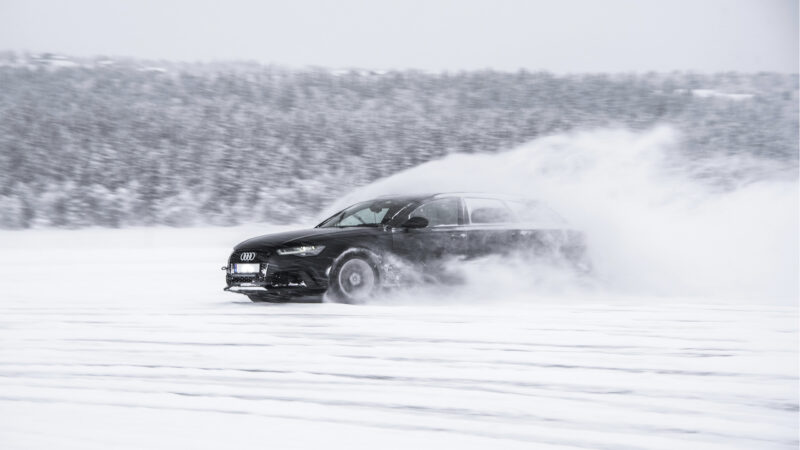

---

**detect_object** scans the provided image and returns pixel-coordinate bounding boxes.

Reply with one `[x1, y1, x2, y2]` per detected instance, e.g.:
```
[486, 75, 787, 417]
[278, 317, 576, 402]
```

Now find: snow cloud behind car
[326, 126, 797, 303]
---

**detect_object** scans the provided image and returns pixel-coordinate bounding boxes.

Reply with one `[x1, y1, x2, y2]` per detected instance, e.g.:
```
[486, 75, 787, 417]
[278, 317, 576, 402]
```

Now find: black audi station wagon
[223, 193, 588, 303]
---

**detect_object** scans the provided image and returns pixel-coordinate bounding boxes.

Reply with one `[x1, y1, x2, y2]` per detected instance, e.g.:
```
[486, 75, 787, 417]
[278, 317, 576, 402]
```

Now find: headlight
[276, 245, 325, 256]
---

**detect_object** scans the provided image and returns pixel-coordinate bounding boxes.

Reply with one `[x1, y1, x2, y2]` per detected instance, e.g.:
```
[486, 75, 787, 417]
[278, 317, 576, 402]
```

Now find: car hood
[234, 227, 375, 251]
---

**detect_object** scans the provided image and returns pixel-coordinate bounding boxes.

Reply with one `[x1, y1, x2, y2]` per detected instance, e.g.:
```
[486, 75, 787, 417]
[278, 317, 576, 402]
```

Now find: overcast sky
[0, 0, 797, 72]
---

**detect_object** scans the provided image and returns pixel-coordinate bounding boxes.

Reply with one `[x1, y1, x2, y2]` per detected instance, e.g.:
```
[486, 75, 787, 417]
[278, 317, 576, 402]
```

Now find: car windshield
[317, 199, 410, 228]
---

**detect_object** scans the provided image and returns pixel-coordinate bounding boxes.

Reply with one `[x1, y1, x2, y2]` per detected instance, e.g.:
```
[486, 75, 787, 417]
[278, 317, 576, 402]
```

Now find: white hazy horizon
[0, 0, 797, 73]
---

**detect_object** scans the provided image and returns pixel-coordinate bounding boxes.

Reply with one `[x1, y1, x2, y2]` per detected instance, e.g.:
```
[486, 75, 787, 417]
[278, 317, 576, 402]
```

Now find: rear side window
[464, 198, 515, 224]
[409, 198, 461, 227]
[505, 200, 566, 227]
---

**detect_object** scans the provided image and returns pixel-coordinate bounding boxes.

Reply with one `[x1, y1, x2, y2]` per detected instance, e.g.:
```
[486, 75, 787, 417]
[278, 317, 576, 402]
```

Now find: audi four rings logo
[240, 252, 256, 261]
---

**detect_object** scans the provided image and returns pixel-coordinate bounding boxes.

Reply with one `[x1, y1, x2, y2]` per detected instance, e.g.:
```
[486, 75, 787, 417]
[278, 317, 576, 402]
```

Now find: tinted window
[505, 199, 566, 227]
[464, 198, 515, 224]
[409, 198, 460, 227]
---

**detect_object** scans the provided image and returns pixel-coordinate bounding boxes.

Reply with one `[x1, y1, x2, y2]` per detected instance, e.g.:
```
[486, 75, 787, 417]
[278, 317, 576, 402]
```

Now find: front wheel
[327, 252, 380, 304]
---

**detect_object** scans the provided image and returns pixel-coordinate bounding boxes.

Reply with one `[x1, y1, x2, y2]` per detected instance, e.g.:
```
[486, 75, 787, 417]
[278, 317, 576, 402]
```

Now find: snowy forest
[0, 52, 797, 229]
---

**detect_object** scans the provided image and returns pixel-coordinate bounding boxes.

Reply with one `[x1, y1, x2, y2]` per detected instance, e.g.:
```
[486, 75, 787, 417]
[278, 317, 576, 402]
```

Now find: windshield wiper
[335, 224, 379, 228]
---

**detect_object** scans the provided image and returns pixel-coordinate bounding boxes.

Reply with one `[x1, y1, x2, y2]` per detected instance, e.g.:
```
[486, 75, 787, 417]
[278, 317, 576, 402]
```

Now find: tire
[327, 251, 381, 304]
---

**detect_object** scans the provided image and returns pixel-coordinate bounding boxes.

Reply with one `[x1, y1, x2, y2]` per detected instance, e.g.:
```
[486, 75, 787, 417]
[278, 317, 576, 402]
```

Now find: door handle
[450, 233, 467, 239]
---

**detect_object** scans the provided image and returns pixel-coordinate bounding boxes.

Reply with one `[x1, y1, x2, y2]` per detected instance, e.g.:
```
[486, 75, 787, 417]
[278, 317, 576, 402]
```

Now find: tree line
[0, 52, 796, 228]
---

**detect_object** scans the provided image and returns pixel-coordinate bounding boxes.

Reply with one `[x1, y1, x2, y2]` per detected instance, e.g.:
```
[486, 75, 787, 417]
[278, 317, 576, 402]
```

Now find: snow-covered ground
[0, 226, 796, 449]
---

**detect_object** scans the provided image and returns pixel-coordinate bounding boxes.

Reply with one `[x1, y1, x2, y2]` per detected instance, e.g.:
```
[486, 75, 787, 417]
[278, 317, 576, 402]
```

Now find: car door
[391, 197, 469, 263]
[462, 197, 518, 257]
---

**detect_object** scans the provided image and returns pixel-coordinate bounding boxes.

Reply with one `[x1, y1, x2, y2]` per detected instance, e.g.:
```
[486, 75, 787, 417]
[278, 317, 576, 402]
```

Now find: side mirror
[401, 216, 429, 229]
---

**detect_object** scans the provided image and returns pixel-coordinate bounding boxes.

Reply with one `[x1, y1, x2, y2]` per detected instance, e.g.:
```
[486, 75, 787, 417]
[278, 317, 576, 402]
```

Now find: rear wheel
[328, 252, 380, 304]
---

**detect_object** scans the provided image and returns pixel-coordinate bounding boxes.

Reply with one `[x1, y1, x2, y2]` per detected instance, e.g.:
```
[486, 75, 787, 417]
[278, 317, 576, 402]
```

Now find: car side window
[505, 199, 566, 227]
[409, 198, 460, 227]
[464, 198, 515, 224]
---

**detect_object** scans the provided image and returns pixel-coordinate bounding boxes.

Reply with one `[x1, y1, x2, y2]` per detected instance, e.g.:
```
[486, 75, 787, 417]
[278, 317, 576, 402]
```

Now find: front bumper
[223, 250, 331, 297]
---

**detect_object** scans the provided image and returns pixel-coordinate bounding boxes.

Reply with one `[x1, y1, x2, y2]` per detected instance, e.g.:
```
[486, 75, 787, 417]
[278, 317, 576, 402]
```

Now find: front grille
[227, 249, 270, 288]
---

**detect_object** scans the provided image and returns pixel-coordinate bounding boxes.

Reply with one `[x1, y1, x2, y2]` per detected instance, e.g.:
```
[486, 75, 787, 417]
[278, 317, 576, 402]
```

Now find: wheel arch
[326, 246, 385, 303]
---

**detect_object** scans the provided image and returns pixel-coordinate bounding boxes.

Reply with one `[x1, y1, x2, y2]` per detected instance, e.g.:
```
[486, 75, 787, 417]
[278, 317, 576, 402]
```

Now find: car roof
[371, 192, 530, 202]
